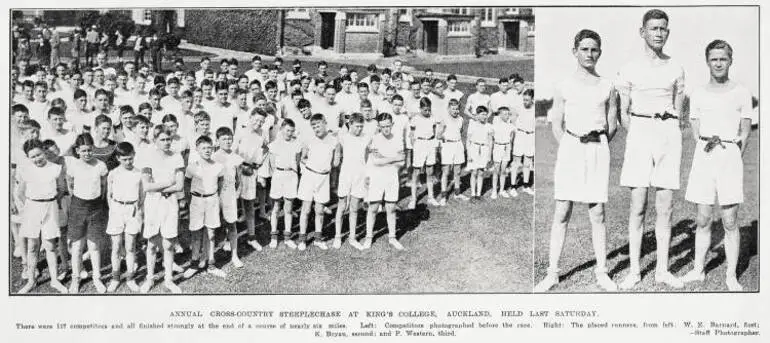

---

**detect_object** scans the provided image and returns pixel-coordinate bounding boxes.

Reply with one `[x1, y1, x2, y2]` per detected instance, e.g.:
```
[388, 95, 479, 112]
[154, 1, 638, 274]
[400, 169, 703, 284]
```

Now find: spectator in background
[85, 25, 100, 67]
[17, 36, 32, 65]
[70, 28, 82, 70]
[36, 33, 51, 69]
[50, 25, 61, 67]
[133, 29, 147, 66]
[115, 30, 126, 63]
[150, 33, 163, 73]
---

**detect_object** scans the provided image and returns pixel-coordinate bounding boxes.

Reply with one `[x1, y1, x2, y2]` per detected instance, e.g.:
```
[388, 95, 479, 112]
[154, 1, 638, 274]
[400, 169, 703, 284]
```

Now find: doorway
[423, 20, 438, 53]
[320, 13, 336, 49]
[503, 21, 520, 50]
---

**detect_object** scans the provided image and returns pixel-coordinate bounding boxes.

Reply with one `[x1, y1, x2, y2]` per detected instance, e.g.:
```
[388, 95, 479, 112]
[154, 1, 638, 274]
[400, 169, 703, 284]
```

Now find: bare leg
[534, 200, 573, 292]
[228, 223, 242, 267]
[86, 238, 106, 293]
[124, 233, 139, 291]
[69, 238, 84, 293]
[619, 187, 648, 289]
[334, 197, 348, 245]
[18, 238, 39, 294]
[298, 200, 312, 250]
[313, 203, 328, 249]
[107, 234, 123, 292]
[43, 238, 67, 293]
[721, 204, 742, 291]
[653, 189, 683, 288]
[385, 203, 403, 250]
[681, 204, 712, 283]
[589, 203, 616, 291]
[162, 238, 182, 293]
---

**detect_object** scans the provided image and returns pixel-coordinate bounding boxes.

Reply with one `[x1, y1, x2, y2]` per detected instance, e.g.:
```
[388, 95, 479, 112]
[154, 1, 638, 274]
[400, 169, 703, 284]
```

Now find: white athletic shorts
[513, 130, 535, 157]
[220, 187, 238, 224]
[412, 139, 438, 168]
[143, 192, 179, 239]
[337, 165, 367, 199]
[366, 168, 399, 203]
[554, 133, 609, 203]
[297, 167, 331, 204]
[492, 143, 512, 163]
[106, 201, 142, 235]
[270, 169, 298, 200]
[240, 172, 258, 200]
[189, 193, 221, 231]
[620, 117, 682, 190]
[441, 141, 465, 165]
[20, 199, 60, 240]
[685, 140, 744, 205]
[466, 142, 490, 170]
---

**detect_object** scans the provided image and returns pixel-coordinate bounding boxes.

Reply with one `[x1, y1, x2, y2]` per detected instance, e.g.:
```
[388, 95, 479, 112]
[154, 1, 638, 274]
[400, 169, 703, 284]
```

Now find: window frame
[481, 8, 496, 28]
[345, 12, 379, 33]
[447, 20, 472, 37]
[286, 8, 310, 20]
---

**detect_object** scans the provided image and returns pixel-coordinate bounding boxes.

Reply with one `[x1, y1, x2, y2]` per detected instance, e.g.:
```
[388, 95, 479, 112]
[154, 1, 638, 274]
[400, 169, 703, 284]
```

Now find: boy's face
[250, 115, 265, 130]
[447, 79, 457, 90]
[522, 94, 534, 108]
[268, 69, 278, 79]
[181, 96, 193, 111]
[259, 67, 268, 77]
[136, 122, 149, 138]
[77, 144, 93, 161]
[28, 147, 47, 167]
[350, 72, 358, 82]
[300, 78, 311, 91]
[227, 84, 238, 96]
[318, 64, 327, 74]
[476, 111, 489, 122]
[316, 82, 326, 95]
[156, 133, 172, 152]
[46, 145, 60, 160]
[392, 99, 404, 113]
[202, 84, 213, 96]
[216, 89, 229, 103]
[476, 82, 486, 93]
[149, 94, 160, 108]
[139, 108, 151, 118]
[75, 96, 88, 110]
[26, 128, 40, 141]
[249, 83, 261, 95]
[105, 80, 117, 91]
[34, 86, 47, 101]
[238, 78, 248, 89]
[205, 72, 214, 81]
[94, 71, 105, 85]
[378, 119, 393, 136]
[97, 122, 112, 140]
[120, 112, 135, 128]
[96, 54, 106, 66]
[13, 111, 28, 126]
[357, 86, 369, 99]
[117, 75, 127, 88]
[311, 119, 327, 137]
[135, 77, 147, 91]
[201, 60, 210, 70]
[707, 48, 732, 80]
[70, 74, 83, 87]
[411, 83, 420, 97]
[382, 74, 391, 84]
[192, 92, 203, 104]
[95, 94, 110, 110]
[266, 88, 277, 100]
[361, 107, 373, 120]
[371, 80, 381, 92]
[499, 81, 510, 92]
[196, 120, 211, 134]
[124, 63, 135, 75]
[117, 154, 135, 169]
[449, 104, 460, 117]
[299, 107, 311, 119]
[349, 121, 364, 136]
[164, 121, 179, 134]
[392, 78, 402, 88]
[251, 60, 261, 70]
[420, 106, 431, 117]
[228, 64, 238, 76]
[324, 88, 336, 103]
[421, 82, 431, 94]
[220, 62, 229, 73]
[218, 134, 234, 150]
[641, 18, 669, 51]
[50, 114, 66, 130]
[237, 94, 248, 108]
[167, 83, 180, 96]
[255, 99, 267, 110]
[184, 76, 195, 88]
[281, 125, 295, 140]
[513, 81, 525, 93]
[499, 109, 511, 121]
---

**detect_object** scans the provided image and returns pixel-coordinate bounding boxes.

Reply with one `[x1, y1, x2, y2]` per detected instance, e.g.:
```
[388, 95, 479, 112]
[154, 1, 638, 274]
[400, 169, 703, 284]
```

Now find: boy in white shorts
[491, 106, 516, 199]
[139, 127, 185, 293]
[408, 97, 441, 208]
[617, 9, 686, 290]
[212, 127, 245, 268]
[437, 99, 468, 205]
[466, 106, 493, 199]
[363, 113, 406, 250]
[333, 113, 368, 250]
[510, 89, 536, 196]
[680, 40, 753, 292]
[16, 139, 68, 294]
[235, 109, 269, 251]
[297, 113, 338, 251]
[185, 135, 226, 278]
[106, 142, 143, 292]
[268, 119, 302, 249]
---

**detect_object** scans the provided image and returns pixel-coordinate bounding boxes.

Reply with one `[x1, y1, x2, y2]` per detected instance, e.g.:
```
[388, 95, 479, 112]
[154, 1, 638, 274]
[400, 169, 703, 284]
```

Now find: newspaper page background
[1, 0, 767, 341]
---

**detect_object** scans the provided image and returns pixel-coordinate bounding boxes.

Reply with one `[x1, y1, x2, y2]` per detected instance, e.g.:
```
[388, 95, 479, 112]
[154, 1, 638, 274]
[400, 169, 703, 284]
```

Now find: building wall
[446, 36, 474, 55]
[284, 18, 314, 47]
[185, 9, 279, 55]
[344, 31, 379, 53]
[478, 26, 498, 51]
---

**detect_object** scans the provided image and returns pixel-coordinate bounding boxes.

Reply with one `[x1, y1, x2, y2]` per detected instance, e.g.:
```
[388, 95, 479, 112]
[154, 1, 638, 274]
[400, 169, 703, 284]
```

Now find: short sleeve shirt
[492, 116, 516, 143]
[213, 150, 244, 190]
[441, 115, 464, 141]
[302, 134, 337, 172]
[689, 83, 753, 141]
[65, 157, 108, 200]
[186, 159, 224, 194]
[616, 57, 685, 114]
[19, 162, 61, 199]
[109, 167, 143, 202]
[410, 115, 438, 139]
[268, 138, 301, 170]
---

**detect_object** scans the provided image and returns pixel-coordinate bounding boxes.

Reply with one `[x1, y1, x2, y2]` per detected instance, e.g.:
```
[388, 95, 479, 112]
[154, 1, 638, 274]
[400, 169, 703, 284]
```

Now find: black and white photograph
[533, 6, 759, 293]
[9, 7, 535, 294]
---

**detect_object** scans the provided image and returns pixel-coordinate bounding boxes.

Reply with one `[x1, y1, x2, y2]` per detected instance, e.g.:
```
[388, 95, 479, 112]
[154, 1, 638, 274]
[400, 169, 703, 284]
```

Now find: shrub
[185, 9, 279, 55]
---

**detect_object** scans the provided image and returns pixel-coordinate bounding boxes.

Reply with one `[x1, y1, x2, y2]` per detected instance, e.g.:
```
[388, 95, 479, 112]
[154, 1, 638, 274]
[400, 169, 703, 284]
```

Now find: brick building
[282, 7, 534, 56]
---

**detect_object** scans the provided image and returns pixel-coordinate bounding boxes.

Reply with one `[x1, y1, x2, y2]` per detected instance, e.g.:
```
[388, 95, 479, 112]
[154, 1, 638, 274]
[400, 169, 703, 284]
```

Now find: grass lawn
[10, 170, 532, 295]
[533, 124, 759, 292]
[410, 60, 534, 81]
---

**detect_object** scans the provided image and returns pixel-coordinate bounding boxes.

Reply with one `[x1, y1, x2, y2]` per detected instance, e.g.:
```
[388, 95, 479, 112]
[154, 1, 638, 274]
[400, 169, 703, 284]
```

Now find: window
[447, 20, 471, 36]
[445, 8, 470, 15]
[143, 10, 152, 24]
[481, 8, 496, 27]
[504, 8, 520, 15]
[346, 13, 378, 32]
[398, 9, 412, 23]
[286, 8, 310, 20]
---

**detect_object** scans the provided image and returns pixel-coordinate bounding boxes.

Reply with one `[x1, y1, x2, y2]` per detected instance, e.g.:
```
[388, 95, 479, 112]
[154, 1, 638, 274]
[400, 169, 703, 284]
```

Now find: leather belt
[191, 192, 216, 198]
[566, 129, 605, 143]
[630, 112, 679, 121]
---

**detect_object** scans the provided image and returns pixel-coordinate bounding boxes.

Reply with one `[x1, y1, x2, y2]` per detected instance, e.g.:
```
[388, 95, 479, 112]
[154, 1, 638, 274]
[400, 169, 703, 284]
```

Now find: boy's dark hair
[297, 98, 311, 109]
[47, 106, 65, 118]
[419, 97, 432, 108]
[357, 82, 369, 90]
[162, 113, 178, 124]
[376, 112, 393, 123]
[194, 111, 211, 123]
[23, 119, 42, 130]
[23, 139, 45, 155]
[447, 74, 457, 82]
[119, 105, 135, 115]
[196, 135, 213, 146]
[523, 89, 534, 98]
[73, 89, 87, 100]
[281, 118, 296, 128]
[475, 106, 489, 114]
[264, 80, 277, 90]
[134, 115, 151, 125]
[12, 103, 29, 114]
[310, 113, 325, 122]
[41, 139, 58, 150]
[349, 112, 365, 124]
[115, 141, 135, 157]
[251, 107, 267, 117]
[642, 9, 669, 27]
[370, 75, 381, 83]
[138, 102, 152, 113]
[705, 39, 733, 59]
[216, 126, 234, 139]
[573, 29, 602, 49]
[360, 99, 372, 108]
[391, 94, 404, 102]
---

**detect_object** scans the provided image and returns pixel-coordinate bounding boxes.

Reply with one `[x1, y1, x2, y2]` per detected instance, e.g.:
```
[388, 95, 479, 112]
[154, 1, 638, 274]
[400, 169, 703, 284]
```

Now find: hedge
[185, 10, 280, 56]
